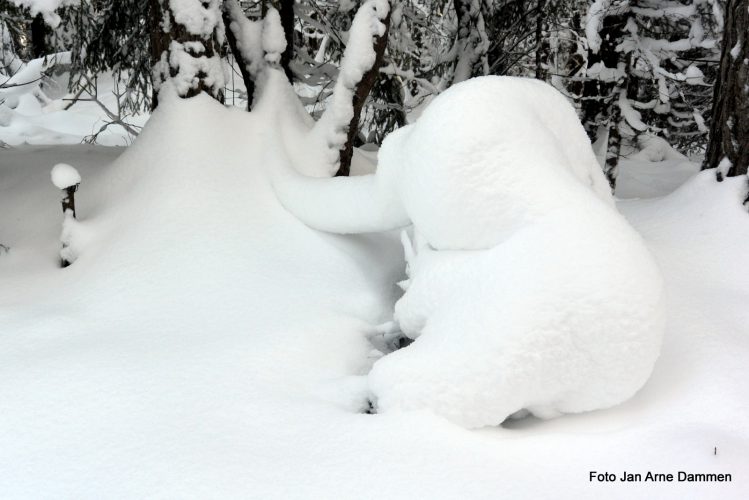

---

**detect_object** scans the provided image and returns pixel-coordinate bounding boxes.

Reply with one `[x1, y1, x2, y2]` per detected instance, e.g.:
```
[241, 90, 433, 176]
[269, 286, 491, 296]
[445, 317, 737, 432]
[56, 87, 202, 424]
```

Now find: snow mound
[378, 76, 615, 250]
[275, 76, 614, 250]
[274, 76, 664, 428]
[50, 162, 81, 189]
[369, 78, 663, 427]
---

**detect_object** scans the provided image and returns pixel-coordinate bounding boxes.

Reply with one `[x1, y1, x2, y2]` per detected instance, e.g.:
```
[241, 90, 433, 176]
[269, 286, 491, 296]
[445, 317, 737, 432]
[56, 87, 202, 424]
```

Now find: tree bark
[148, 0, 224, 109]
[703, 0, 749, 177]
[336, 8, 391, 177]
[61, 185, 78, 218]
[535, 0, 547, 80]
[272, 0, 295, 83]
[222, 5, 255, 110]
[452, 0, 488, 83]
[30, 14, 48, 58]
[580, 11, 628, 141]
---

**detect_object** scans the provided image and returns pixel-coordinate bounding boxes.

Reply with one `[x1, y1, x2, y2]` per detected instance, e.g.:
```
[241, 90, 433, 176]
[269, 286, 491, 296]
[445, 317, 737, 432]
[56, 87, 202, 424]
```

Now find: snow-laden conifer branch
[9, 0, 76, 27]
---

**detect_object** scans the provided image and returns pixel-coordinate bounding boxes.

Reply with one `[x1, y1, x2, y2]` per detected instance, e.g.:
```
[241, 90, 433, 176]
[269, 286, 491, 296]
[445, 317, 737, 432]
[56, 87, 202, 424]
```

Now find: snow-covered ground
[1, 74, 747, 498]
[1, 70, 146, 147]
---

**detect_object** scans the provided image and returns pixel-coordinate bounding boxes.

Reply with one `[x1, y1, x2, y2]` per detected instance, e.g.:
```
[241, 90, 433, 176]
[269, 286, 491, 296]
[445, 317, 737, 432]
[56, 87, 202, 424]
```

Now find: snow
[585, 0, 610, 54]
[731, 40, 742, 60]
[9, 0, 76, 27]
[169, 0, 221, 37]
[684, 64, 706, 85]
[311, 0, 391, 172]
[619, 92, 649, 132]
[1, 71, 748, 497]
[50, 162, 80, 189]
[0, 70, 147, 147]
[273, 75, 665, 428]
[717, 157, 733, 179]
[167, 40, 226, 96]
[225, 0, 265, 80]
[262, 8, 287, 65]
[279, 76, 614, 249]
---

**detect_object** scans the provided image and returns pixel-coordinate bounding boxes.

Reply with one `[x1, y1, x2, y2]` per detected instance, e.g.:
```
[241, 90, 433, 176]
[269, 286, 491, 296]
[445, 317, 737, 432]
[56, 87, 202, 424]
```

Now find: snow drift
[1, 69, 748, 497]
[274, 76, 666, 428]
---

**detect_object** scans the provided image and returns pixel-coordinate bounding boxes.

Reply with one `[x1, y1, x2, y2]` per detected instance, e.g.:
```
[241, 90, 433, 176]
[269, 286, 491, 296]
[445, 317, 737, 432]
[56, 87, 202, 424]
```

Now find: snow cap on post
[50, 163, 81, 190]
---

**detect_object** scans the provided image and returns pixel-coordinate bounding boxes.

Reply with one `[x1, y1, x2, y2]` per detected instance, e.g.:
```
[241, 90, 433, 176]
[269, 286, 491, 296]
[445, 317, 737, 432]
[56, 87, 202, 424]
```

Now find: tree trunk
[604, 95, 622, 188]
[149, 0, 225, 109]
[336, 9, 391, 177]
[580, 11, 628, 140]
[535, 0, 547, 80]
[703, 0, 749, 178]
[222, 4, 256, 110]
[271, 0, 295, 83]
[452, 0, 488, 83]
[30, 14, 48, 59]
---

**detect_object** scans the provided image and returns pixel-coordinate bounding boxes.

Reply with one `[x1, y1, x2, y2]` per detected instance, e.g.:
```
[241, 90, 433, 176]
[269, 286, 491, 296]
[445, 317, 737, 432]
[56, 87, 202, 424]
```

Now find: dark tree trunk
[272, 0, 295, 84]
[59, 184, 78, 268]
[30, 14, 48, 58]
[703, 0, 749, 178]
[604, 98, 622, 187]
[335, 9, 391, 177]
[579, 8, 631, 191]
[148, 0, 224, 110]
[535, 0, 547, 80]
[222, 5, 256, 110]
[580, 12, 628, 141]
[452, 0, 487, 82]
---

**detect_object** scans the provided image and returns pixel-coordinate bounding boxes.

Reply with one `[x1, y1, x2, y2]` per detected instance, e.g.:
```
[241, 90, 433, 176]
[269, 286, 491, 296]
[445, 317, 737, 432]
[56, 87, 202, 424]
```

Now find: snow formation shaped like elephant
[274, 76, 665, 428]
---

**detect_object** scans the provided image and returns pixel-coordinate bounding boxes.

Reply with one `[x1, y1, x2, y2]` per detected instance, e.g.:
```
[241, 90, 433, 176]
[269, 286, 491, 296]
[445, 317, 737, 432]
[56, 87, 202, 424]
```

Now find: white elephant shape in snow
[273, 76, 665, 428]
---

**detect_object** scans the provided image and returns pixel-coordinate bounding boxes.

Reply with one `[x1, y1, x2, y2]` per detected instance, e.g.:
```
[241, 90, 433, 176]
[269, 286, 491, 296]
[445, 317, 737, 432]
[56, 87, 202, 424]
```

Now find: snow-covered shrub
[275, 76, 665, 428]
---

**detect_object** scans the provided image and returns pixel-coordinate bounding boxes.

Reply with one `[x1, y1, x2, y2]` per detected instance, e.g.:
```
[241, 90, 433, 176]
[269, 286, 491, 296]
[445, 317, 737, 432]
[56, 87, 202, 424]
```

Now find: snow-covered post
[52, 163, 81, 217]
[51, 163, 81, 267]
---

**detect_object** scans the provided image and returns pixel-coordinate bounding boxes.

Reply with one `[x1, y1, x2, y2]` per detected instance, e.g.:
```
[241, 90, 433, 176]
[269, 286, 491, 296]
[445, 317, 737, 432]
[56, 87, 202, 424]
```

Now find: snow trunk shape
[271, 142, 410, 235]
[276, 76, 613, 251]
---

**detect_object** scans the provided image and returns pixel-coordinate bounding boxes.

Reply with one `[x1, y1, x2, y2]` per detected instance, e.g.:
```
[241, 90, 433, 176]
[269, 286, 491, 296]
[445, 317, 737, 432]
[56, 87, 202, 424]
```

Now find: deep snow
[274, 76, 666, 427]
[1, 74, 748, 498]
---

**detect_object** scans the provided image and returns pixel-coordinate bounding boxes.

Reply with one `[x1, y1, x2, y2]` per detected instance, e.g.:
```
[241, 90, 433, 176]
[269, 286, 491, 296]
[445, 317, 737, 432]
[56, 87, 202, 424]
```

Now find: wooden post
[60, 183, 79, 268]
[61, 184, 78, 218]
